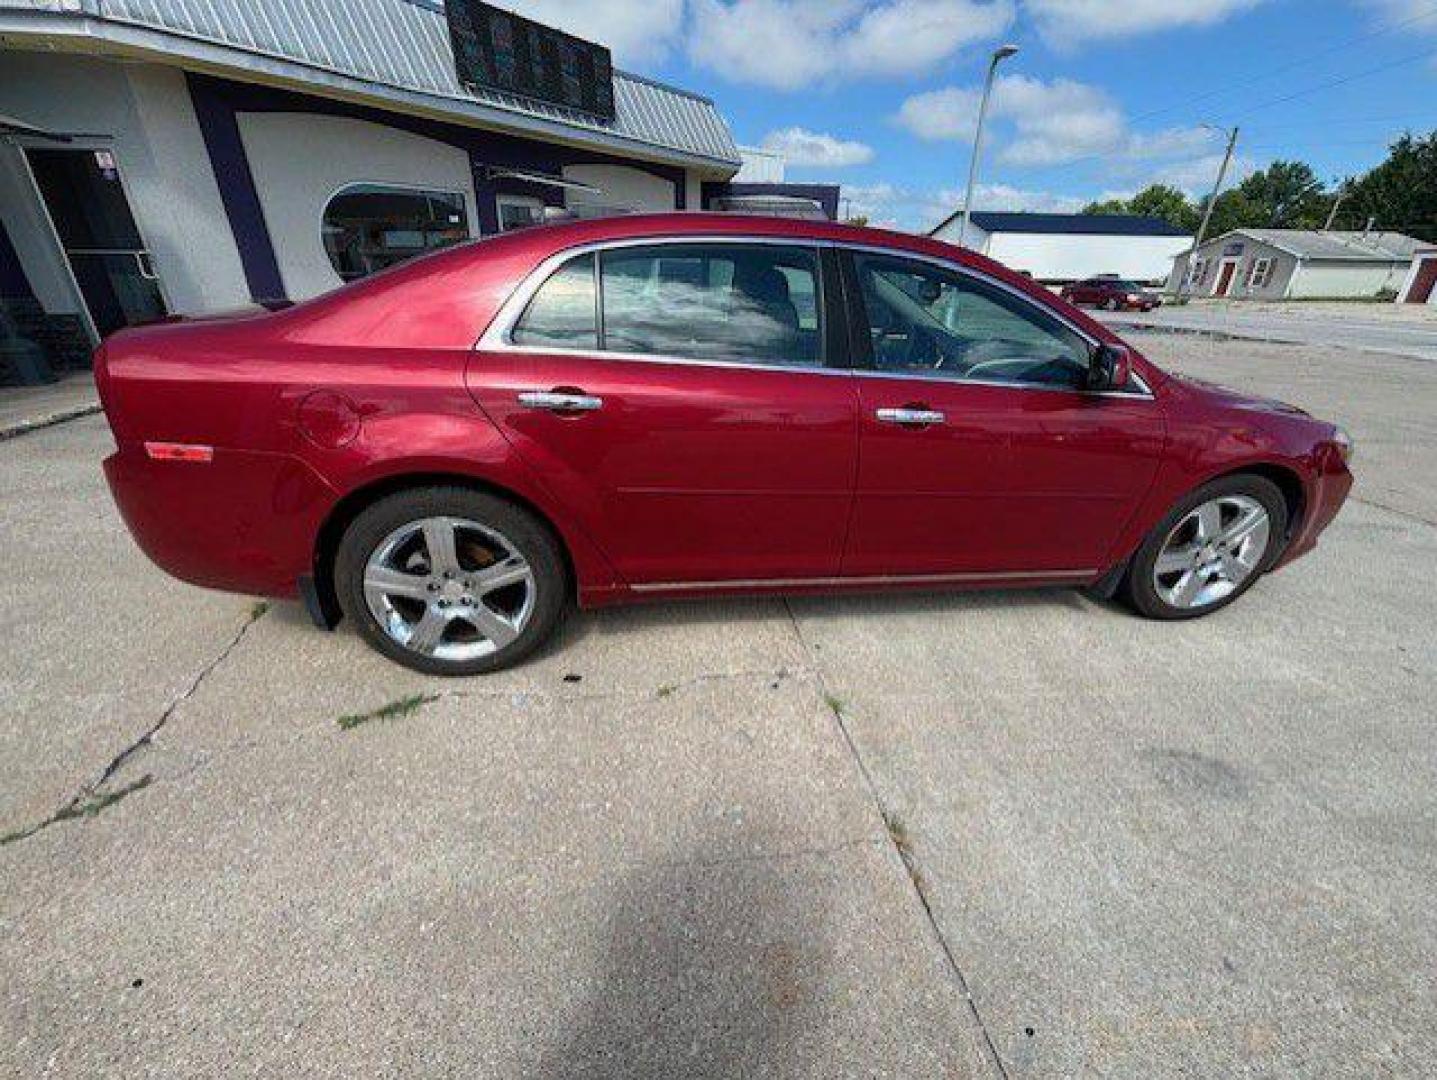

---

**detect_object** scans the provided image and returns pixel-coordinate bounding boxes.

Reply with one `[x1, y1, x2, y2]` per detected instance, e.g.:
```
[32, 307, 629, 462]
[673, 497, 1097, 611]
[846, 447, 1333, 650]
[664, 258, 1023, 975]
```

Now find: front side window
[599, 244, 823, 366]
[323, 184, 468, 281]
[852, 253, 1090, 389]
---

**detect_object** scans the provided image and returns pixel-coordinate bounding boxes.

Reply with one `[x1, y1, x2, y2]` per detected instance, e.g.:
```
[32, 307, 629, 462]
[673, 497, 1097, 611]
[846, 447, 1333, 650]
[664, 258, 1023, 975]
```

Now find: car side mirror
[1088, 343, 1131, 391]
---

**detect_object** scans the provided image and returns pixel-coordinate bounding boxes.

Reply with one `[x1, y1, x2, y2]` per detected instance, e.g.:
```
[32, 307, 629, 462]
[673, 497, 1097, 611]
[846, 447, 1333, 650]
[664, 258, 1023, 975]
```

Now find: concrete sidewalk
[3, 335, 1435, 1076]
[0, 372, 100, 440]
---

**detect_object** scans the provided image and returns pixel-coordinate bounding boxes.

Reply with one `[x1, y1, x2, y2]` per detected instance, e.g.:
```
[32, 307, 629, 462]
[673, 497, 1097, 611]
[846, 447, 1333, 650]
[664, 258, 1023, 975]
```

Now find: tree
[1126, 185, 1201, 232]
[1082, 185, 1199, 232]
[1195, 161, 1333, 238]
[1343, 131, 1437, 243]
[1081, 197, 1129, 216]
[844, 214, 870, 227]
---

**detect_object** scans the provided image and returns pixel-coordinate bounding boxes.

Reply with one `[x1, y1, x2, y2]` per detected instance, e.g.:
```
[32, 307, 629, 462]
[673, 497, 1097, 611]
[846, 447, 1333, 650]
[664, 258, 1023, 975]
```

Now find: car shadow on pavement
[535, 837, 827, 1079]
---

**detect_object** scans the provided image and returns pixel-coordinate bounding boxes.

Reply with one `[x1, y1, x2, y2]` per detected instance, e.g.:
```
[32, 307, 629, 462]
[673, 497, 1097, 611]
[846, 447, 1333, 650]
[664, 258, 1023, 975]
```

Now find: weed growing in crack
[822, 692, 845, 716]
[1, 775, 154, 846]
[656, 684, 678, 699]
[249, 600, 270, 621]
[337, 693, 438, 731]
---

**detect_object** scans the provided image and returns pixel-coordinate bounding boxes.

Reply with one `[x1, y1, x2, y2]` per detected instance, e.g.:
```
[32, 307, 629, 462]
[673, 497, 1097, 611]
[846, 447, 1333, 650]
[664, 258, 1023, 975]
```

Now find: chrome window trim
[478, 234, 1155, 400]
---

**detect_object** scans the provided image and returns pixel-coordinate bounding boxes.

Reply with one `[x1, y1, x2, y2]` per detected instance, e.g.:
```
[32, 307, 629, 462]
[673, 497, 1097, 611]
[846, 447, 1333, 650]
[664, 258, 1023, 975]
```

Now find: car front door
[840, 250, 1165, 578]
[468, 241, 857, 586]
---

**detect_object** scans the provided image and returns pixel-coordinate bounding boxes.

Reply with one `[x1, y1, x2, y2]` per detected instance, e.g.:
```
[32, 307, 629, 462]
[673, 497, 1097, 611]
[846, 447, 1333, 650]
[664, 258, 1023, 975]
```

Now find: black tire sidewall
[1125, 474, 1289, 621]
[334, 487, 568, 675]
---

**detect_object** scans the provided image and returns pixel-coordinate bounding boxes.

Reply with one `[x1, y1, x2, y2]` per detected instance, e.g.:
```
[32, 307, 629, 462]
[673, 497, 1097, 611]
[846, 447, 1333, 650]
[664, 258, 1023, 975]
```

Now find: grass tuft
[1, 775, 154, 846]
[337, 693, 438, 732]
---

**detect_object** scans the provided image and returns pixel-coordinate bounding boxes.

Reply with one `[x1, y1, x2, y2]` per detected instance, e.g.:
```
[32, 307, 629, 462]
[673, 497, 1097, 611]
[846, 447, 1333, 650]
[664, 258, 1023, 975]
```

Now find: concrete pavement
[2, 335, 1435, 1076]
[1096, 301, 1437, 362]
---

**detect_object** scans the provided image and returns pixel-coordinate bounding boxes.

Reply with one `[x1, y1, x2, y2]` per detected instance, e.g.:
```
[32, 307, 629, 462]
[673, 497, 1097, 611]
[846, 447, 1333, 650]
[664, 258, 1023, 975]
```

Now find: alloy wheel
[1152, 494, 1271, 610]
[362, 516, 536, 661]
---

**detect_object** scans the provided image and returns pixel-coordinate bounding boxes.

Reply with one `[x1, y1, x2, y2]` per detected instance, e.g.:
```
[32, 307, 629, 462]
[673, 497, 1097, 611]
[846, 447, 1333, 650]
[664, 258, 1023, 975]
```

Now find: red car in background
[97, 215, 1352, 675]
[1061, 277, 1163, 311]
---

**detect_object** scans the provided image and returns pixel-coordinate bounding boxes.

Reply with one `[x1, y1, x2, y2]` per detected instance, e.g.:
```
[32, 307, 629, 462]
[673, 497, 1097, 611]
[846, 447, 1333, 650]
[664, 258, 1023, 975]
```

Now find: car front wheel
[334, 487, 568, 674]
[1123, 474, 1289, 620]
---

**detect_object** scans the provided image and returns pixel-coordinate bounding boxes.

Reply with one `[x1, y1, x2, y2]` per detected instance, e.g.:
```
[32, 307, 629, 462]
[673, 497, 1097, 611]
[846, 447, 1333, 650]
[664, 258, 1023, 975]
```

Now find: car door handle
[517, 390, 603, 413]
[876, 407, 945, 427]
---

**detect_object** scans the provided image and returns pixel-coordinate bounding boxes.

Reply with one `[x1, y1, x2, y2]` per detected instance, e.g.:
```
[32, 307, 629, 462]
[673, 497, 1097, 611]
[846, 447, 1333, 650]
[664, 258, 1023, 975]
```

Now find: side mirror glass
[1088, 343, 1131, 391]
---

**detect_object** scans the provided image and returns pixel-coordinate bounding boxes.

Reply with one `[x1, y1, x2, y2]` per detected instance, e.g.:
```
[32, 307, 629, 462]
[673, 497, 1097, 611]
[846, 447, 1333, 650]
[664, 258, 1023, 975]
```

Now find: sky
[497, 0, 1437, 232]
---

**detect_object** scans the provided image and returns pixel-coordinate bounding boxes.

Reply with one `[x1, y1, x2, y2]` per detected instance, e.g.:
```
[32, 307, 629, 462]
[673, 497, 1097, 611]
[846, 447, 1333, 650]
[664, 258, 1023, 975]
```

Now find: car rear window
[511, 253, 597, 349]
[598, 243, 824, 367]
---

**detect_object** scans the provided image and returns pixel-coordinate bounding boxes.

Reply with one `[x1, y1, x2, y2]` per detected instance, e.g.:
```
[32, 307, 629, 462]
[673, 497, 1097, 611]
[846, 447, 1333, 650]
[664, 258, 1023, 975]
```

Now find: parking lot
[2, 331, 1434, 1076]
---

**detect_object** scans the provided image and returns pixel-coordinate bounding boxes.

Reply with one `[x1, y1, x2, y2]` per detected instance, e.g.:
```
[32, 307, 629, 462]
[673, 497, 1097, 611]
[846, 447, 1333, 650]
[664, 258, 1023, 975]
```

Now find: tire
[1103, 298, 1120, 311]
[1123, 474, 1288, 621]
[334, 487, 568, 675]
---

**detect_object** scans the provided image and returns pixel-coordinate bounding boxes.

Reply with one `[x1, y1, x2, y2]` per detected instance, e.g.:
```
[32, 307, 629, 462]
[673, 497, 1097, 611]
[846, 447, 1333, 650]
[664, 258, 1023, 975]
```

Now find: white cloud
[759, 127, 875, 167]
[1150, 153, 1261, 196]
[895, 74, 1220, 169]
[493, 0, 684, 64]
[1022, 0, 1267, 45]
[844, 181, 1086, 232]
[688, 0, 1014, 90]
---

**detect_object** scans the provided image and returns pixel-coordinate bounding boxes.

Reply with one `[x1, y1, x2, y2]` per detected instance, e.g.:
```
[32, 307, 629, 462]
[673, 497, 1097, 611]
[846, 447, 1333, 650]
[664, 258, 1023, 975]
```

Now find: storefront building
[0, 0, 747, 384]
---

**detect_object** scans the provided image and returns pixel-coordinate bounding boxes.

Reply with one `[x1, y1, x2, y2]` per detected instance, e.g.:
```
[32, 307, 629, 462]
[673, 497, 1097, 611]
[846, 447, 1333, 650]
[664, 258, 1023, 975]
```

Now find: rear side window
[598, 243, 824, 367]
[512, 253, 597, 349]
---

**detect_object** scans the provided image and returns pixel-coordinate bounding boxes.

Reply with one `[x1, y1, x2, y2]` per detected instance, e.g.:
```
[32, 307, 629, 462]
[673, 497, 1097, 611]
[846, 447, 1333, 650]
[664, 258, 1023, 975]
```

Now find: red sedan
[1060, 277, 1162, 312]
[97, 215, 1353, 675]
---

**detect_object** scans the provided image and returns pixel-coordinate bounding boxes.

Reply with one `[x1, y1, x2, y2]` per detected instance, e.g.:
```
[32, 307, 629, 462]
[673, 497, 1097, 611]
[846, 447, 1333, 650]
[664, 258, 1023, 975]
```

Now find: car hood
[1171, 373, 1312, 418]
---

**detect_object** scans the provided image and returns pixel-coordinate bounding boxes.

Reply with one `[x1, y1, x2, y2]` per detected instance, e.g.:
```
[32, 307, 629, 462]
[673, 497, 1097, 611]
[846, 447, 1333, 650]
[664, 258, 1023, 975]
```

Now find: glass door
[24, 147, 167, 339]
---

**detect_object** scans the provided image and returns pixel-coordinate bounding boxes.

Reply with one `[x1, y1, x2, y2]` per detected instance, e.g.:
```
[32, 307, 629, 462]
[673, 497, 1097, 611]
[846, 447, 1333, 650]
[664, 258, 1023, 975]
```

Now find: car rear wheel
[334, 487, 568, 675]
[1123, 474, 1288, 620]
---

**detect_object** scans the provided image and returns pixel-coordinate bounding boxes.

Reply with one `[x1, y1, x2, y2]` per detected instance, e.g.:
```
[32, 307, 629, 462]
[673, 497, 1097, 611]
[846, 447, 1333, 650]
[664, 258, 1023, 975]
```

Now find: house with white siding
[1169, 229, 1424, 301]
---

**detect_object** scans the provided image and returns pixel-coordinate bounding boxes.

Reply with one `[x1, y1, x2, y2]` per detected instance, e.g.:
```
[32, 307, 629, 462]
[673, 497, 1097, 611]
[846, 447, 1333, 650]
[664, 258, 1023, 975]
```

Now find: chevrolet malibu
[97, 215, 1353, 675]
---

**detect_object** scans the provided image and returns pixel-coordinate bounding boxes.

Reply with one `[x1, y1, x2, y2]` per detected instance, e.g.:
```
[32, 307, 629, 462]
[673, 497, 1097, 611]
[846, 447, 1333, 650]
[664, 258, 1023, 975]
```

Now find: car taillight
[144, 441, 214, 463]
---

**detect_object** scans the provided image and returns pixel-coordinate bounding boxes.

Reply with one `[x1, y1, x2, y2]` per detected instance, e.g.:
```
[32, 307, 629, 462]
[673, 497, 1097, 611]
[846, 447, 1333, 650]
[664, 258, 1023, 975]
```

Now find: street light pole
[957, 43, 1019, 250]
[1176, 124, 1239, 304]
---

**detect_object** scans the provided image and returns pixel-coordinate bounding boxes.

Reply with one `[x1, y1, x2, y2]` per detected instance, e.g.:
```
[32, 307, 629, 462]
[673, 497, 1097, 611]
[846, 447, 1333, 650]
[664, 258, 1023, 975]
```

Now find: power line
[1120, 7, 1437, 130]
[1227, 46, 1437, 121]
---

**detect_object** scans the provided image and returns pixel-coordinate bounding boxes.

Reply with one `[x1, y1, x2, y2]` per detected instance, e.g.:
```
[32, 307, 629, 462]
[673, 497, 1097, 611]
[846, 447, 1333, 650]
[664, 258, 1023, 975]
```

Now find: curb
[0, 402, 103, 443]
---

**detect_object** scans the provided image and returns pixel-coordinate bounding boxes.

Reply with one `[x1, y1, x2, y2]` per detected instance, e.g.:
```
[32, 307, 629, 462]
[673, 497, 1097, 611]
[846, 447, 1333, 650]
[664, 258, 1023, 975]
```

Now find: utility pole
[1175, 125, 1239, 304]
[1323, 184, 1348, 232]
[957, 43, 1019, 249]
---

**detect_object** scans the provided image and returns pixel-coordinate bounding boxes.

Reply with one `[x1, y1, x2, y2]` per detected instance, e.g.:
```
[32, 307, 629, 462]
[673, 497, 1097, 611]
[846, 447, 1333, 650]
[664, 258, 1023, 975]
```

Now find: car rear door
[839, 249, 1165, 578]
[468, 240, 857, 586]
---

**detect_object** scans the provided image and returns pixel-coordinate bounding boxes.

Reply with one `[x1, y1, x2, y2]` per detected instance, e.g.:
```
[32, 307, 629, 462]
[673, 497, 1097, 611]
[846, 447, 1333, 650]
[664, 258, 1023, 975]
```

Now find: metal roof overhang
[481, 167, 602, 195]
[0, 8, 740, 174]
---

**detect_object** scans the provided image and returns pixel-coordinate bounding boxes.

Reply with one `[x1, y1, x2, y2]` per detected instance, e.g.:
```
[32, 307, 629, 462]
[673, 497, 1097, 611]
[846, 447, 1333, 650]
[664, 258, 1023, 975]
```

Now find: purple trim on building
[186, 73, 288, 304]
[185, 73, 688, 265]
[702, 182, 841, 221]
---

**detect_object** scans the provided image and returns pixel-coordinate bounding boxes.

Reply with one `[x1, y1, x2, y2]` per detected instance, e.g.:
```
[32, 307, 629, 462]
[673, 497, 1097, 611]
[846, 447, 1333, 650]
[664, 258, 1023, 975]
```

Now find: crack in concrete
[0, 603, 266, 847]
[782, 598, 1012, 1080]
[1350, 495, 1437, 529]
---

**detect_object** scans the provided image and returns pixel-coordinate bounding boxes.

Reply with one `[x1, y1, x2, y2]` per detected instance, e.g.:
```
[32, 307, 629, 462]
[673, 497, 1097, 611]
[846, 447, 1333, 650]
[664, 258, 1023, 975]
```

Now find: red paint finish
[1060, 278, 1161, 312]
[97, 213, 1351, 614]
[847, 381, 1165, 575]
[468, 351, 857, 583]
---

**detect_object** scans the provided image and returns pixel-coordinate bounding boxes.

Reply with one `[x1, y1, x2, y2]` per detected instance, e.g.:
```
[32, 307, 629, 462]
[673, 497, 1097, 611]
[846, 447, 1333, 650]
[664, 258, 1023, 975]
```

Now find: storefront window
[497, 195, 546, 232]
[322, 184, 469, 281]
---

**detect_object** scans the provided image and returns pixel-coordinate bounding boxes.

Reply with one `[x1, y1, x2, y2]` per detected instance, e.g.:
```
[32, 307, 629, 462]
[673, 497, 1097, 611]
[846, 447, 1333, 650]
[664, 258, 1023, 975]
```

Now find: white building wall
[983, 233, 1192, 284]
[1288, 259, 1413, 300]
[0, 53, 249, 316]
[561, 164, 675, 216]
[237, 112, 479, 300]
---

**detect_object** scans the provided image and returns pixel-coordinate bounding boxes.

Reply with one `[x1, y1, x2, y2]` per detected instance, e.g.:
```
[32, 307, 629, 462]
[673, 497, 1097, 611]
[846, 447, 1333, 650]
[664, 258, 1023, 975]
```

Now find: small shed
[1169, 229, 1423, 300]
